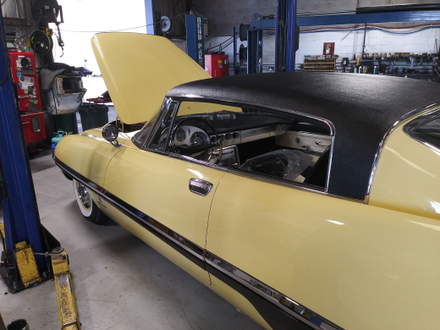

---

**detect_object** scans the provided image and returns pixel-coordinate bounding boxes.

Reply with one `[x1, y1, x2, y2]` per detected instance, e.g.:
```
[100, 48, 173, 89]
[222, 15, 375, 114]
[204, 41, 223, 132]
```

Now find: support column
[247, 29, 263, 74]
[233, 27, 237, 75]
[276, 0, 298, 72]
[0, 13, 45, 273]
[144, 0, 155, 35]
[186, 14, 205, 68]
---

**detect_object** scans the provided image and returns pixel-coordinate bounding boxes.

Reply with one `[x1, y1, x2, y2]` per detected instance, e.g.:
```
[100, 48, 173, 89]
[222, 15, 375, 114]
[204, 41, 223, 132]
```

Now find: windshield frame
[132, 98, 178, 150]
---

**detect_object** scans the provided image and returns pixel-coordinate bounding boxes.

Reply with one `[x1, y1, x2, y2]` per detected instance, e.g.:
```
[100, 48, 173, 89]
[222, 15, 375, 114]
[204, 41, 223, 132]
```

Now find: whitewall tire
[73, 179, 109, 225]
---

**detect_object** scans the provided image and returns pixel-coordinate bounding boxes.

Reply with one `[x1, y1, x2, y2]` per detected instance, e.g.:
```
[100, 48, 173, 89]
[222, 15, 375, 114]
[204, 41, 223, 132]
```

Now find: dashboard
[173, 123, 292, 149]
[162, 112, 332, 176]
[173, 125, 210, 147]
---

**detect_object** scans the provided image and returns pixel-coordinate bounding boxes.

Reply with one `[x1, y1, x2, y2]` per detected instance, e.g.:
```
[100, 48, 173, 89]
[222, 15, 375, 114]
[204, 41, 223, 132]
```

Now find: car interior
[142, 100, 334, 191]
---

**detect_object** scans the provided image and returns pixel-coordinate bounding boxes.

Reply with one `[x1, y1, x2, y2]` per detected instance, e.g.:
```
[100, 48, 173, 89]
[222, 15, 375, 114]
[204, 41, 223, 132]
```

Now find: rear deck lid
[92, 33, 210, 125]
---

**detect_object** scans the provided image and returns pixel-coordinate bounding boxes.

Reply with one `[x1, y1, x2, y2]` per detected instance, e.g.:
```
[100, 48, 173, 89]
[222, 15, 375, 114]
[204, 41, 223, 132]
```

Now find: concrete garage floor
[0, 150, 264, 329]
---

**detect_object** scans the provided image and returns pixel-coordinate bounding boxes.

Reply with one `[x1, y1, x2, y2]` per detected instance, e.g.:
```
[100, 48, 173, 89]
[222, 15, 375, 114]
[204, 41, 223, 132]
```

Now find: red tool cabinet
[9, 52, 46, 143]
[205, 54, 229, 77]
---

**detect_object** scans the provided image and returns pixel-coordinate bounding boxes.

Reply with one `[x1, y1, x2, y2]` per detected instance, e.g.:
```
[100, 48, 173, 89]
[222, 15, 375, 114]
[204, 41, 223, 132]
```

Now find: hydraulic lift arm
[0, 11, 80, 330]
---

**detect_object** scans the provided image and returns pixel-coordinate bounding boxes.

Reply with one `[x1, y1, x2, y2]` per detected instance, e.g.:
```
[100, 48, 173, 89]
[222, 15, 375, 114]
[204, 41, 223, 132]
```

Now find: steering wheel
[170, 117, 223, 164]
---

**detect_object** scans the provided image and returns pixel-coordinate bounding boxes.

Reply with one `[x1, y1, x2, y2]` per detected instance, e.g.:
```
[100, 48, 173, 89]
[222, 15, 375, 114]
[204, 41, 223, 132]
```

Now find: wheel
[72, 179, 109, 225]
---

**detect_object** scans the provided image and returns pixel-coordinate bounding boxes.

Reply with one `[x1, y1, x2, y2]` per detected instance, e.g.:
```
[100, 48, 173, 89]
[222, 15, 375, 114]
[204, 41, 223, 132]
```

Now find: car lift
[0, 13, 80, 330]
[234, 0, 299, 74]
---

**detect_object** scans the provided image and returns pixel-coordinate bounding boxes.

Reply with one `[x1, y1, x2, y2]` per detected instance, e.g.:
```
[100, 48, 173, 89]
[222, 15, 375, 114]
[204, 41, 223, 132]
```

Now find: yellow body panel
[369, 110, 440, 220]
[91, 33, 211, 125]
[54, 101, 440, 329]
[54, 129, 135, 187]
[56, 130, 272, 324]
[207, 173, 440, 330]
[104, 147, 224, 249]
[96, 198, 212, 287]
[56, 130, 211, 287]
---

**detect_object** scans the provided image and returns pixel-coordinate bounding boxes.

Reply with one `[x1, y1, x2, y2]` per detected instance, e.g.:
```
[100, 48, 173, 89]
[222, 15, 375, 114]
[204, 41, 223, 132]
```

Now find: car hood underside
[91, 33, 211, 125]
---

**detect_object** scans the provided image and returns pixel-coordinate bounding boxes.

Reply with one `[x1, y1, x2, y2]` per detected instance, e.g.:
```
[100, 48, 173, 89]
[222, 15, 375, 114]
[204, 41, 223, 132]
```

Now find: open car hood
[92, 33, 210, 125]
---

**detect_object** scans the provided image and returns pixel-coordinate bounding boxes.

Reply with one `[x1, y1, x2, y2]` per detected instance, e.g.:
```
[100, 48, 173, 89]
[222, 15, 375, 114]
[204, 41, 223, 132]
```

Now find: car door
[103, 144, 225, 285]
[205, 172, 440, 330]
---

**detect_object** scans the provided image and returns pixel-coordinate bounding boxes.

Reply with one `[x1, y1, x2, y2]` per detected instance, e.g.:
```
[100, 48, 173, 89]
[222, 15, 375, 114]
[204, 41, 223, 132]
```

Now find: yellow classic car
[55, 33, 440, 330]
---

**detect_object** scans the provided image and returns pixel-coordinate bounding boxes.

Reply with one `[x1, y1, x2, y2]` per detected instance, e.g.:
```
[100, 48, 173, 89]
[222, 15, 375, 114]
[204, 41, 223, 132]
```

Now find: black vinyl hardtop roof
[167, 72, 440, 200]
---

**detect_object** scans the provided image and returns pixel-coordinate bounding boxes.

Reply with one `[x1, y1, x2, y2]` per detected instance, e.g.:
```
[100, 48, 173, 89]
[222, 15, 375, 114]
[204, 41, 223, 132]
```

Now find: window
[405, 111, 440, 151]
[412, 117, 440, 149]
[133, 99, 177, 150]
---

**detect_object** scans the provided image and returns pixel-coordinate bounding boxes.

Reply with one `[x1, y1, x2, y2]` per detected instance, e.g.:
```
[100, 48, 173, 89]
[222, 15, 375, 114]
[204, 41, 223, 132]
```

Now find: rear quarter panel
[369, 108, 440, 220]
[207, 173, 440, 330]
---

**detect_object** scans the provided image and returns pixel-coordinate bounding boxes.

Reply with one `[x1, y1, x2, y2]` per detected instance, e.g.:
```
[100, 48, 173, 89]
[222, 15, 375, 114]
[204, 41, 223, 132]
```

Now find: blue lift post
[0, 13, 50, 290]
[285, 1, 297, 72]
[144, 0, 155, 35]
[243, 10, 298, 73]
[186, 14, 205, 69]
[275, 0, 298, 72]
[246, 13, 274, 74]
[247, 28, 263, 74]
[233, 27, 237, 74]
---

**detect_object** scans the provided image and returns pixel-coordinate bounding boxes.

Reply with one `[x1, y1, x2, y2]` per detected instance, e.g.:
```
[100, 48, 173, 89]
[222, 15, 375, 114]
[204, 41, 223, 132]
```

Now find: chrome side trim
[365, 103, 440, 199]
[205, 252, 343, 330]
[55, 158, 344, 330]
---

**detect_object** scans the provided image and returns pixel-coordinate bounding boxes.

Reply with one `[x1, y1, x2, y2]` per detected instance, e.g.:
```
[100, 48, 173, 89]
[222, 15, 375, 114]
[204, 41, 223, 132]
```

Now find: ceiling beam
[297, 10, 440, 26]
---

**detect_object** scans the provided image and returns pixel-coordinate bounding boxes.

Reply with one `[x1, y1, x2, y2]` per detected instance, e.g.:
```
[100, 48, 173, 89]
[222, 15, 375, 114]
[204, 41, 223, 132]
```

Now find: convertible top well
[168, 73, 440, 200]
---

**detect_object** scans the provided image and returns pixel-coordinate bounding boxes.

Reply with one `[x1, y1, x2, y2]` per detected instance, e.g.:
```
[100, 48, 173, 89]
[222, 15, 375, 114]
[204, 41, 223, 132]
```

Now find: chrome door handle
[189, 178, 213, 196]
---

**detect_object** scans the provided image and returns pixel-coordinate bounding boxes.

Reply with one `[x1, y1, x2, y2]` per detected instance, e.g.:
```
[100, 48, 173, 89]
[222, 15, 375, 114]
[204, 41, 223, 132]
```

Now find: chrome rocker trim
[205, 251, 342, 330]
[55, 158, 343, 330]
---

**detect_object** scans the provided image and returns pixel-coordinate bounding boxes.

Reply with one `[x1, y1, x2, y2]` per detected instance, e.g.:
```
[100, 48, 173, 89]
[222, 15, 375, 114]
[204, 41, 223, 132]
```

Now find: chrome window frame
[139, 98, 180, 150]
[140, 96, 340, 198]
[132, 98, 172, 149]
[402, 107, 440, 154]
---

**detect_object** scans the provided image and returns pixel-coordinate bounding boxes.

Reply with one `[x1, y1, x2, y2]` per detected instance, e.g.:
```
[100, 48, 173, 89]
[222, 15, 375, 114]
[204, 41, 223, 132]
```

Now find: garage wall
[297, 26, 439, 60]
[193, 0, 440, 38]
[358, 0, 440, 7]
[187, 0, 440, 73]
[206, 26, 439, 74]
[192, 0, 276, 36]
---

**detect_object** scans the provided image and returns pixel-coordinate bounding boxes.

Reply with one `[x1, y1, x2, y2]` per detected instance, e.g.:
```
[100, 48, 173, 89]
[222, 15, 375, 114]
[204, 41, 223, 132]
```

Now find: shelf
[304, 59, 336, 72]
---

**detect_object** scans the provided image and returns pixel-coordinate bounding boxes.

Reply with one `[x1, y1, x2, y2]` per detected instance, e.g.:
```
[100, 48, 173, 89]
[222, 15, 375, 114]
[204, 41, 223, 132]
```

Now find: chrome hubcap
[76, 182, 91, 210]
